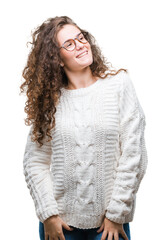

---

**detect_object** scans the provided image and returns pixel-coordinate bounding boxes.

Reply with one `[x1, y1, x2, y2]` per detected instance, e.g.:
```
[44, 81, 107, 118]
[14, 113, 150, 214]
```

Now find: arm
[23, 126, 59, 223]
[105, 72, 148, 224]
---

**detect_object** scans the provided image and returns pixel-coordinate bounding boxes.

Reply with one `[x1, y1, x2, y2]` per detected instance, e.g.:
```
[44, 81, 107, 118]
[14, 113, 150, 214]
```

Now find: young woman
[20, 16, 148, 240]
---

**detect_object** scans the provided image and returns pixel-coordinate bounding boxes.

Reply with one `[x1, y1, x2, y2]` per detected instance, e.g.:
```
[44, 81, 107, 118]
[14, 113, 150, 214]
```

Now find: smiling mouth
[76, 51, 88, 58]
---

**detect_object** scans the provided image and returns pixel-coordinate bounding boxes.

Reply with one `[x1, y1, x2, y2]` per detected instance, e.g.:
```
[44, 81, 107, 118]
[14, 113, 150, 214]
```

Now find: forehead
[57, 24, 81, 44]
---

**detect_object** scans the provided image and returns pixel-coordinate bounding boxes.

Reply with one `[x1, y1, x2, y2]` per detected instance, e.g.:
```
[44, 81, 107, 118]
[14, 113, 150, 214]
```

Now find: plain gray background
[0, 0, 167, 239]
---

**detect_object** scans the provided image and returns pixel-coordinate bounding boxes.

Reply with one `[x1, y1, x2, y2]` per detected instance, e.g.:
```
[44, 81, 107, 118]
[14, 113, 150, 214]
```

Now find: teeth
[77, 51, 87, 58]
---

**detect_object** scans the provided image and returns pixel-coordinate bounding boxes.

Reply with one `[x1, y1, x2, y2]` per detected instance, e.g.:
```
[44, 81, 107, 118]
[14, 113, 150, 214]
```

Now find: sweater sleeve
[23, 126, 59, 223]
[105, 72, 148, 224]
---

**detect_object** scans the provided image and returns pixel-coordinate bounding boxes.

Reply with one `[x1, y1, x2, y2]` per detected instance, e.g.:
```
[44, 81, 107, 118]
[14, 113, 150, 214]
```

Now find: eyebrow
[63, 32, 81, 44]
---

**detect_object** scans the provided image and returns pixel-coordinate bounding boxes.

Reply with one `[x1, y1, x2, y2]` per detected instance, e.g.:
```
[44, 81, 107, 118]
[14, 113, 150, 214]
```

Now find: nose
[75, 39, 84, 50]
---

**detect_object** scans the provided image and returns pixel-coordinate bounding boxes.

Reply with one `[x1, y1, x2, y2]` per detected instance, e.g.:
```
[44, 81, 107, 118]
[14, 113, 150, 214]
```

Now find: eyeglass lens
[63, 32, 88, 51]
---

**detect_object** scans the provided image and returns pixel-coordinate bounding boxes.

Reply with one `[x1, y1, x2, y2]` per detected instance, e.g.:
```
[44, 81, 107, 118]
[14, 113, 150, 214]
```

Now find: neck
[63, 66, 98, 90]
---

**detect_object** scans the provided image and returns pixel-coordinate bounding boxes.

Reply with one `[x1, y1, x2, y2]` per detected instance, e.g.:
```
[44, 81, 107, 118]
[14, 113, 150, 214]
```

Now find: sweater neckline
[60, 78, 102, 97]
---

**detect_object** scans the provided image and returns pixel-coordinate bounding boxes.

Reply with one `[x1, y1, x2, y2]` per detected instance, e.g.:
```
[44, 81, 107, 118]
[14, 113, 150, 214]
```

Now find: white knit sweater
[23, 70, 148, 229]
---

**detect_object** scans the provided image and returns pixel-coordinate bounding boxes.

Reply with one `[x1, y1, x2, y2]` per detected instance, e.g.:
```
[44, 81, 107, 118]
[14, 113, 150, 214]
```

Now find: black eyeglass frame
[59, 31, 89, 51]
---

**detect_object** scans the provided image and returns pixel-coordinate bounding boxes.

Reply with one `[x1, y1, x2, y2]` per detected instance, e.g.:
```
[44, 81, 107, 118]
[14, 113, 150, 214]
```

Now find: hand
[97, 217, 128, 240]
[43, 215, 74, 240]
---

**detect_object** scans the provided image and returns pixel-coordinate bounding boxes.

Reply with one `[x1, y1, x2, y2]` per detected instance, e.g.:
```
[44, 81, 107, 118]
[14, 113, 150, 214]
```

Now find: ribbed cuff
[37, 207, 59, 223]
[105, 211, 125, 224]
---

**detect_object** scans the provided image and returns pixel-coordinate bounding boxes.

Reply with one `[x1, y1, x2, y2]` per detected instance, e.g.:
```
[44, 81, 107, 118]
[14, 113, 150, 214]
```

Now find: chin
[72, 55, 93, 69]
[81, 56, 93, 67]
[80, 62, 93, 69]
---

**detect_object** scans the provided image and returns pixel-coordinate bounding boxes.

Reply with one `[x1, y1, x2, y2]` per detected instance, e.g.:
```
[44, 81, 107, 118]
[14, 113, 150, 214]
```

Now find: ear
[60, 61, 64, 67]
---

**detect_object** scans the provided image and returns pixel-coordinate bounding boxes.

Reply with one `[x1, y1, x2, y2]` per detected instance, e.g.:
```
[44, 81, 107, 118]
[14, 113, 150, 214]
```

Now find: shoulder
[100, 70, 130, 91]
[107, 70, 136, 95]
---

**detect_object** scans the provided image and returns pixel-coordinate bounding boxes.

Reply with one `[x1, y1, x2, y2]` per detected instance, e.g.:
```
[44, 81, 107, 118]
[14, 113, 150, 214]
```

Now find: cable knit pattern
[23, 71, 148, 228]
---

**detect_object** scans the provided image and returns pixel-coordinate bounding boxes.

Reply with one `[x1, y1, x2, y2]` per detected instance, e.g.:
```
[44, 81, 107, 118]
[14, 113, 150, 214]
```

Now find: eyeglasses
[59, 32, 88, 51]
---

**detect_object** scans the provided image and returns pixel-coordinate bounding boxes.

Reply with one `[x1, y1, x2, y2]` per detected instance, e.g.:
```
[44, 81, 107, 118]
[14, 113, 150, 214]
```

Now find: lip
[76, 50, 88, 58]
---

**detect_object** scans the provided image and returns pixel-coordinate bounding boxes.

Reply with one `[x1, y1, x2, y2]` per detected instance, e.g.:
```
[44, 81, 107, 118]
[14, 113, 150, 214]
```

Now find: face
[56, 24, 93, 71]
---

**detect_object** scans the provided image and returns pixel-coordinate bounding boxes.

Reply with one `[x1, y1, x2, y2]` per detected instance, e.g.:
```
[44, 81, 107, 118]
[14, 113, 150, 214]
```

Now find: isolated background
[0, 0, 167, 239]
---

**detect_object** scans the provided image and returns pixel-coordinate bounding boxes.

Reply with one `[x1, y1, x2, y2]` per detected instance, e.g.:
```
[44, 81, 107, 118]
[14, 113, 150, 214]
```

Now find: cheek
[87, 43, 92, 55]
[60, 51, 74, 62]
[86, 42, 91, 50]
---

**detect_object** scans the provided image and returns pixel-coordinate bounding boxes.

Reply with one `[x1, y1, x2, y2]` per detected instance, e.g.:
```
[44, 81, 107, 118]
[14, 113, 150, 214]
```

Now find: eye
[64, 40, 73, 48]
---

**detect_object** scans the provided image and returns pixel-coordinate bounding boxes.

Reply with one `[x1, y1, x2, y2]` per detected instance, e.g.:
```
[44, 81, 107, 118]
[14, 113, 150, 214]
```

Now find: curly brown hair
[20, 15, 128, 147]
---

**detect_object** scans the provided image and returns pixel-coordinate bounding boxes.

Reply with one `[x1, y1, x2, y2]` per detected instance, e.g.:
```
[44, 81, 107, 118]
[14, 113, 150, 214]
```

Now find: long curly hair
[20, 16, 128, 147]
